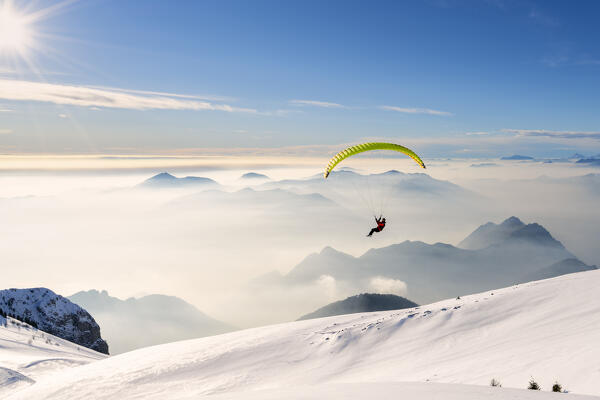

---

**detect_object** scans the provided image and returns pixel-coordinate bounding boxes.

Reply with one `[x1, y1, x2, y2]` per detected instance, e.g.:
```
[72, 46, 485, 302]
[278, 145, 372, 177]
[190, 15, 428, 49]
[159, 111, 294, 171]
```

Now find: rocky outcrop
[0, 288, 109, 354]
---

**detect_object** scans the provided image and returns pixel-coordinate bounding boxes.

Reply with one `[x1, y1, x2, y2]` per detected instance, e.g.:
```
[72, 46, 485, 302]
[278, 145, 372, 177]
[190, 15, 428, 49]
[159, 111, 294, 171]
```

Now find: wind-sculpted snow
[206, 382, 599, 400]
[7, 270, 600, 399]
[0, 316, 106, 396]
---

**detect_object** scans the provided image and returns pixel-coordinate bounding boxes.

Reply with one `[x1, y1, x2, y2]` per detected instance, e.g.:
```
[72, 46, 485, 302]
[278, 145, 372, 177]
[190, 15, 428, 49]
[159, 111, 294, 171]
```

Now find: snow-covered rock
[0, 288, 109, 354]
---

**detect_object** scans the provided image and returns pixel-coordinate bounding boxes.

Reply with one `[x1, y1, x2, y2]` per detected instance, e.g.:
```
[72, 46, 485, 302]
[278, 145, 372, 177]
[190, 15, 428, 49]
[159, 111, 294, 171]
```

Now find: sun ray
[0, 0, 33, 54]
[23, 0, 79, 24]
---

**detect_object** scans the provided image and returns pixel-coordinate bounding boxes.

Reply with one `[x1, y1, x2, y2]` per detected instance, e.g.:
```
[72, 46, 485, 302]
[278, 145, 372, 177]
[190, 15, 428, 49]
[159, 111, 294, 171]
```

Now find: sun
[0, 2, 32, 53]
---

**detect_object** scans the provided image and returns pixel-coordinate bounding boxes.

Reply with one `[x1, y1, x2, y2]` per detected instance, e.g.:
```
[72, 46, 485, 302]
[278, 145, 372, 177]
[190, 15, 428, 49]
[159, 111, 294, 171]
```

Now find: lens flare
[0, 2, 32, 53]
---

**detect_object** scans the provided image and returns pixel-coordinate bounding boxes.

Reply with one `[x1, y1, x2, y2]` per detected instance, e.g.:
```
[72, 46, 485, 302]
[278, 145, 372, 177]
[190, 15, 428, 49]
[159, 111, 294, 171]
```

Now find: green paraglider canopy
[324, 142, 426, 179]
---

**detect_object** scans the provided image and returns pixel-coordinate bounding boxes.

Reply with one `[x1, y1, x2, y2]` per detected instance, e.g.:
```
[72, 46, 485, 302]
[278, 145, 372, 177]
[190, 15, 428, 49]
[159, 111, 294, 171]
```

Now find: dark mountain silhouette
[282, 217, 595, 305]
[138, 172, 218, 189]
[501, 155, 534, 160]
[458, 216, 564, 250]
[458, 216, 525, 250]
[576, 157, 600, 166]
[240, 172, 270, 180]
[298, 293, 418, 321]
[69, 290, 233, 354]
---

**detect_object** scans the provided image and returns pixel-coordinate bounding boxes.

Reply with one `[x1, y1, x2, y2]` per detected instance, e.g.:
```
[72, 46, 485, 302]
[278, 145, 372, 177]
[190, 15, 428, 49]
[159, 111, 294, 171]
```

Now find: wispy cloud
[260, 109, 302, 117]
[0, 108, 13, 112]
[503, 129, 600, 140]
[0, 79, 256, 113]
[465, 131, 489, 136]
[0, 129, 12, 135]
[380, 105, 453, 116]
[88, 85, 235, 102]
[290, 99, 345, 108]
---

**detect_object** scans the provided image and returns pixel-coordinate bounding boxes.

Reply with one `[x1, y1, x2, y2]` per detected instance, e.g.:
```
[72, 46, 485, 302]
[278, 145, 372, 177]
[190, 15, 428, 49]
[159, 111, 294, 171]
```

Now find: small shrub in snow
[490, 378, 502, 387]
[552, 382, 563, 392]
[528, 378, 541, 390]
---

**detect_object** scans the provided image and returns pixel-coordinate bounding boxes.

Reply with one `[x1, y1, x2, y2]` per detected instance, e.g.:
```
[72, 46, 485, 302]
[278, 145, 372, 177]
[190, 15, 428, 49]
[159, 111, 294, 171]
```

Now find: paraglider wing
[324, 142, 426, 178]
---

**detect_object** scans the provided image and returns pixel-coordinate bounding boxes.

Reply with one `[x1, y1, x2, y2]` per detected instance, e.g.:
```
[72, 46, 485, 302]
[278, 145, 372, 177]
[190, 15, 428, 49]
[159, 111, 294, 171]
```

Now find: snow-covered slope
[0, 316, 107, 396]
[6, 270, 600, 399]
[207, 382, 598, 400]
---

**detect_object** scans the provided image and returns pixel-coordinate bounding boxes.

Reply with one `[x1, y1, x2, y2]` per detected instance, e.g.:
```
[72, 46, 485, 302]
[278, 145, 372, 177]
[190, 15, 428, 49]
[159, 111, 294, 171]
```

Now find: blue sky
[1, 0, 599, 157]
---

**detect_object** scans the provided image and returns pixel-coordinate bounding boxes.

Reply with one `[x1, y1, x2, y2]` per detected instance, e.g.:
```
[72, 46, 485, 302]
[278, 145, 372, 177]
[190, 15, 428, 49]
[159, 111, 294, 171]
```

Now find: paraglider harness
[367, 216, 386, 237]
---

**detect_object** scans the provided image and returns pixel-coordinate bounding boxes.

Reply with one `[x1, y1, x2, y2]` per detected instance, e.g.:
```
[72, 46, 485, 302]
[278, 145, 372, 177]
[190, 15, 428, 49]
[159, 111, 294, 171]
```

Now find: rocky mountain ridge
[0, 288, 109, 354]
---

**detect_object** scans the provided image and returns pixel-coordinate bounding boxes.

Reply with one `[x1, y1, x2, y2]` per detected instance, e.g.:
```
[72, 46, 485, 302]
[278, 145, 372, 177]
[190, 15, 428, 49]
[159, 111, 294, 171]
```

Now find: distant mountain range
[260, 169, 471, 198]
[168, 186, 335, 208]
[470, 163, 498, 168]
[240, 172, 270, 180]
[138, 172, 218, 189]
[576, 157, 600, 166]
[298, 293, 418, 321]
[501, 155, 534, 160]
[277, 217, 597, 305]
[69, 290, 233, 354]
[0, 288, 109, 354]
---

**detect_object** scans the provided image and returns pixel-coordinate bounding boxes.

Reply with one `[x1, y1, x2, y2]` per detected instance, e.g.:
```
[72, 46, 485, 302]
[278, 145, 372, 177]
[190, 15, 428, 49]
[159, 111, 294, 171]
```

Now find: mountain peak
[139, 172, 217, 188]
[459, 217, 566, 251]
[320, 246, 340, 256]
[509, 223, 564, 248]
[297, 293, 418, 321]
[152, 172, 175, 180]
[241, 172, 270, 180]
[500, 216, 524, 228]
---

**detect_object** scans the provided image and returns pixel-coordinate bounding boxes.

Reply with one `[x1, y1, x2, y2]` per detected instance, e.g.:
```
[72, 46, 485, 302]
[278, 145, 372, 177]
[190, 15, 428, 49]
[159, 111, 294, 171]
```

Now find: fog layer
[1, 156, 599, 328]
